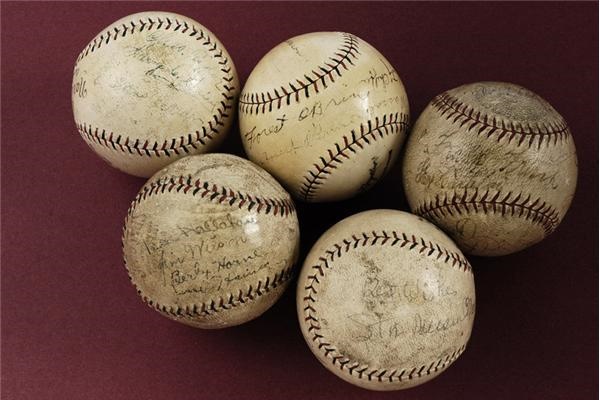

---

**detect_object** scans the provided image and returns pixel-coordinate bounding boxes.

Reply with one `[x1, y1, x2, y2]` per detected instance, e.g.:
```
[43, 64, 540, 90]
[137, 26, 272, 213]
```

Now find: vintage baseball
[402, 82, 578, 256]
[72, 11, 239, 177]
[122, 154, 300, 328]
[297, 210, 475, 391]
[239, 32, 410, 202]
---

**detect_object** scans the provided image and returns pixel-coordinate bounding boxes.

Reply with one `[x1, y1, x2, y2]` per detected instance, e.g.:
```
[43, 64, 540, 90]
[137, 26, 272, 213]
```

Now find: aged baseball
[122, 154, 300, 328]
[239, 32, 410, 202]
[402, 82, 578, 256]
[297, 210, 475, 391]
[72, 11, 239, 177]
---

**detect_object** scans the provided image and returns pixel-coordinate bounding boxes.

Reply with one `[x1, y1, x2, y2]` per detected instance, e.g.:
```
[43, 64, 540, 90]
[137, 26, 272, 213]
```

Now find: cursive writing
[244, 115, 288, 147]
[213, 249, 264, 271]
[73, 76, 87, 98]
[360, 64, 399, 90]
[176, 214, 257, 237]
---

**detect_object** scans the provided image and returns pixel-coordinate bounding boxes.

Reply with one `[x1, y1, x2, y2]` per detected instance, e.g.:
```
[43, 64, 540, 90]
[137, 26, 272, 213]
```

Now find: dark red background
[1, 2, 597, 399]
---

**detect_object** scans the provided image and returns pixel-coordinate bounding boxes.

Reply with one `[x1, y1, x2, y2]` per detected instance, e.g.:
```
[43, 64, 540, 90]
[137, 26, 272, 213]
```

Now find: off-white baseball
[297, 210, 475, 391]
[122, 154, 300, 328]
[239, 32, 410, 202]
[402, 82, 578, 256]
[72, 11, 239, 177]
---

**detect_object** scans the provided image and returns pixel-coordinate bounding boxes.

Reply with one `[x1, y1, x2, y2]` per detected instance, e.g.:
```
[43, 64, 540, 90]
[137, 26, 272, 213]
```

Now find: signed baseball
[402, 82, 578, 256]
[297, 210, 475, 391]
[239, 32, 409, 202]
[72, 11, 239, 177]
[122, 154, 300, 328]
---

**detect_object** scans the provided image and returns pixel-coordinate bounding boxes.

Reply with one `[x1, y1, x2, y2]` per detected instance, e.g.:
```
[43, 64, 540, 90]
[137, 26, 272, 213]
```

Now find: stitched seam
[154, 266, 293, 318]
[238, 33, 360, 114]
[302, 231, 471, 383]
[76, 114, 232, 157]
[432, 92, 571, 149]
[122, 174, 296, 318]
[128, 175, 295, 218]
[124, 248, 294, 319]
[75, 16, 237, 157]
[298, 113, 409, 201]
[414, 189, 560, 235]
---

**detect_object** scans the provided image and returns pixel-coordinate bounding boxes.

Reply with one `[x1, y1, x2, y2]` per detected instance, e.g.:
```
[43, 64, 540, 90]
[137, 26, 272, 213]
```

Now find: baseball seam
[74, 16, 236, 157]
[122, 174, 296, 319]
[432, 92, 571, 149]
[298, 113, 409, 201]
[414, 189, 560, 235]
[126, 257, 294, 319]
[238, 33, 360, 114]
[302, 230, 471, 383]
[128, 175, 296, 218]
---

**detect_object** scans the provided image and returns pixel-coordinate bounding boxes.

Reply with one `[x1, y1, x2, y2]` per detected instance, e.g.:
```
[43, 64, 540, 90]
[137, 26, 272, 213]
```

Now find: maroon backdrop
[1, 2, 597, 399]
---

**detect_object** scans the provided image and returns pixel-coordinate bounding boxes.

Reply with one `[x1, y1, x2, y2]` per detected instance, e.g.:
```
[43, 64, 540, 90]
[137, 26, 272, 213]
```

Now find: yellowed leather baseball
[122, 154, 299, 328]
[239, 32, 410, 202]
[72, 11, 239, 177]
[402, 82, 578, 256]
[297, 210, 475, 391]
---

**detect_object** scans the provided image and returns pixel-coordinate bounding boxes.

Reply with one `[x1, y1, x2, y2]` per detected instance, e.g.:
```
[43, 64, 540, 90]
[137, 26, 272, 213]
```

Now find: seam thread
[298, 113, 409, 201]
[75, 15, 236, 157]
[125, 254, 294, 319]
[76, 111, 231, 157]
[414, 189, 560, 235]
[431, 92, 571, 149]
[128, 175, 296, 218]
[238, 33, 360, 114]
[302, 230, 471, 383]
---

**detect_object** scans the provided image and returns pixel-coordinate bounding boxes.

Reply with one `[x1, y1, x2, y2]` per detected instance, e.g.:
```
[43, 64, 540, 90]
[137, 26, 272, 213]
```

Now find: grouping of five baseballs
[72, 11, 578, 391]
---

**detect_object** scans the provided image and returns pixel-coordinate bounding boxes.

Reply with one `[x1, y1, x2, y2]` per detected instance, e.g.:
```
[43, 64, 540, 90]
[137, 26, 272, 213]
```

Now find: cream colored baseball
[297, 210, 475, 391]
[402, 82, 578, 256]
[72, 11, 239, 177]
[122, 154, 300, 328]
[239, 32, 410, 202]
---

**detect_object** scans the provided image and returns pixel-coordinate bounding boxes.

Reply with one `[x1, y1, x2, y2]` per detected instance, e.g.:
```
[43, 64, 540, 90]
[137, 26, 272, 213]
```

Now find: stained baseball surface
[297, 210, 475, 391]
[122, 154, 300, 328]
[239, 32, 410, 202]
[402, 82, 578, 256]
[72, 11, 239, 177]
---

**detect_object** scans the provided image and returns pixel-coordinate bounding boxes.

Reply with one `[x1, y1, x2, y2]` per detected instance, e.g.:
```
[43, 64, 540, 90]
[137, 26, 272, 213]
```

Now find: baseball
[239, 32, 409, 202]
[72, 11, 239, 177]
[402, 82, 578, 256]
[297, 210, 475, 390]
[122, 154, 300, 328]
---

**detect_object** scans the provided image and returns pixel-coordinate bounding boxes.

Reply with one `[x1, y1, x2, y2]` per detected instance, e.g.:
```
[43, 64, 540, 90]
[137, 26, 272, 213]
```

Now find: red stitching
[414, 189, 560, 235]
[298, 113, 409, 201]
[123, 244, 294, 318]
[127, 175, 296, 218]
[76, 114, 230, 157]
[302, 230, 471, 383]
[431, 92, 571, 149]
[78, 16, 221, 63]
[238, 33, 360, 114]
